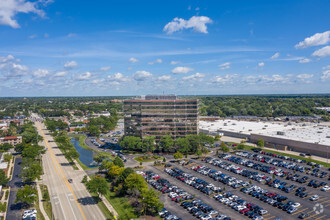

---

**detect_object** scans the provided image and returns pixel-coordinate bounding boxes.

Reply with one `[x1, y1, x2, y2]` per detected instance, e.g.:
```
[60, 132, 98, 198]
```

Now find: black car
[298, 213, 309, 219]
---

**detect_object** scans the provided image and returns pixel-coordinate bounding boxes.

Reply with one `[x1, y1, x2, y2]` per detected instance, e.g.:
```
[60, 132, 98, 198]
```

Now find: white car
[292, 202, 301, 208]
[310, 195, 319, 201]
[321, 185, 330, 191]
[23, 209, 37, 215]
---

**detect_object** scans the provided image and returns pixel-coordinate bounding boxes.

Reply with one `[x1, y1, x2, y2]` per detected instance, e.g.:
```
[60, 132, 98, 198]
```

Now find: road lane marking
[52, 195, 66, 220]
[39, 123, 87, 220]
[66, 193, 78, 220]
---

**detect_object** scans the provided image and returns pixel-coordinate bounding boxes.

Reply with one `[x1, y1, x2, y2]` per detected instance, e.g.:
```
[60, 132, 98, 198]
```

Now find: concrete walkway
[36, 183, 50, 220]
[73, 159, 119, 217]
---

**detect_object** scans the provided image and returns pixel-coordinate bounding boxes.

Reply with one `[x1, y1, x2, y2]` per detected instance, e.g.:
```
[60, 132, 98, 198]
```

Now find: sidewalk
[36, 183, 50, 220]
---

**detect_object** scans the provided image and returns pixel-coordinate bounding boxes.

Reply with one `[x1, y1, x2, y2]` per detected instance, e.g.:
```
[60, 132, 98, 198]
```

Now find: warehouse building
[200, 119, 330, 158]
[124, 95, 198, 139]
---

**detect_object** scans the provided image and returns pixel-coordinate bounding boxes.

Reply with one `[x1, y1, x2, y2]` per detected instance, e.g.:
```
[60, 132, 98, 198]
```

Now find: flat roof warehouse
[199, 119, 330, 146]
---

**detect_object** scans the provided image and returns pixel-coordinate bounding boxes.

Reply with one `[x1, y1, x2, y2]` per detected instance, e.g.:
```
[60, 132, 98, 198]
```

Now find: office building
[124, 95, 198, 139]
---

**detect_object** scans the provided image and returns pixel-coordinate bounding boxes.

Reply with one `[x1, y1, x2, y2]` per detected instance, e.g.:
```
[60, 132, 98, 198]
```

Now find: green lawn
[89, 192, 115, 220]
[134, 156, 164, 163]
[104, 190, 137, 220]
[40, 184, 52, 219]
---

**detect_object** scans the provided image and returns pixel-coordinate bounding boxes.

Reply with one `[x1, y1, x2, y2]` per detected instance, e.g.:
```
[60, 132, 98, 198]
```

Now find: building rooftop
[199, 119, 330, 146]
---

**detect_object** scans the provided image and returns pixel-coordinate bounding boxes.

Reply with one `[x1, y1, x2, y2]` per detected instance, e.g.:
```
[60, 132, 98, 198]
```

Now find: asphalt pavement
[35, 121, 105, 220]
[6, 157, 23, 220]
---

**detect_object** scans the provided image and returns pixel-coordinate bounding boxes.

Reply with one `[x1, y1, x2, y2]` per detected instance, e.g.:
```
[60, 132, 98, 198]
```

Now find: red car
[240, 208, 250, 214]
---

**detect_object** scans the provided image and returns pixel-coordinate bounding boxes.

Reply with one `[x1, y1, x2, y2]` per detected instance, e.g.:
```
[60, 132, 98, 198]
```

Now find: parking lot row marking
[317, 197, 328, 202]
[314, 214, 327, 220]
[264, 215, 275, 220]
[304, 212, 321, 220]
[292, 207, 308, 215]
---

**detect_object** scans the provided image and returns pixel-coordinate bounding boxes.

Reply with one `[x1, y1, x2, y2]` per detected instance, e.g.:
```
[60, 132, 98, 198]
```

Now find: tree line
[195, 95, 330, 118]
[120, 133, 215, 155]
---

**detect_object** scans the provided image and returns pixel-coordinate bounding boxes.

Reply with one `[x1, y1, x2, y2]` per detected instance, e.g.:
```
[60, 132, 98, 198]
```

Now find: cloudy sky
[0, 0, 330, 96]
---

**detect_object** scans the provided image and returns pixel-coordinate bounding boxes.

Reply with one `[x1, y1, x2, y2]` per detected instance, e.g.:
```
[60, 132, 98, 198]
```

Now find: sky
[0, 0, 330, 97]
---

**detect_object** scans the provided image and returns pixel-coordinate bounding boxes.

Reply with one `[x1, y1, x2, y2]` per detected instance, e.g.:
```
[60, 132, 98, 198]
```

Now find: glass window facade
[124, 98, 198, 139]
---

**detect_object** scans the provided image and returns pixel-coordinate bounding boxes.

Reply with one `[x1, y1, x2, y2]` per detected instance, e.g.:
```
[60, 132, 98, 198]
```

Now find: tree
[0, 170, 9, 186]
[82, 175, 88, 183]
[15, 185, 37, 206]
[142, 136, 155, 152]
[173, 152, 183, 159]
[108, 164, 124, 179]
[20, 160, 42, 182]
[0, 143, 12, 152]
[257, 139, 264, 147]
[123, 173, 148, 195]
[214, 134, 221, 141]
[140, 188, 163, 215]
[93, 154, 107, 166]
[113, 156, 125, 167]
[159, 135, 174, 152]
[176, 138, 190, 156]
[3, 153, 12, 162]
[220, 142, 229, 153]
[88, 125, 101, 137]
[117, 167, 134, 184]
[86, 177, 108, 197]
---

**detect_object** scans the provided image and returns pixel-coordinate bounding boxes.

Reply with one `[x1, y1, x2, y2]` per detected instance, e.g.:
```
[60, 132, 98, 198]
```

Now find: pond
[71, 138, 97, 168]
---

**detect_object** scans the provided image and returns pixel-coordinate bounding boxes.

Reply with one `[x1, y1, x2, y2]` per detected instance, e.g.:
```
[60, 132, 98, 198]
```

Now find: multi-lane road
[35, 120, 105, 220]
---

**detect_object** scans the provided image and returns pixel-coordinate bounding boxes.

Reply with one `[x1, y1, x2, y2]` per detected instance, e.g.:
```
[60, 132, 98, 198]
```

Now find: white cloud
[171, 66, 193, 74]
[129, 57, 139, 63]
[297, 74, 313, 80]
[312, 46, 330, 57]
[148, 59, 162, 65]
[243, 74, 290, 85]
[170, 61, 180, 65]
[258, 62, 265, 67]
[133, 70, 152, 81]
[33, 68, 49, 78]
[67, 33, 76, 38]
[213, 74, 239, 84]
[322, 65, 330, 70]
[92, 79, 105, 84]
[271, 52, 280, 59]
[295, 31, 330, 49]
[182, 72, 205, 81]
[0, 0, 48, 28]
[77, 72, 91, 80]
[0, 55, 15, 63]
[164, 16, 213, 34]
[218, 62, 231, 70]
[100, 66, 111, 71]
[54, 71, 67, 77]
[64, 60, 78, 69]
[0, 55, 28, 79]
[299, 58, 311, 63]
[108, 72, 128, 82]
[28, 34, 37, 39]
[321, 70, 330, 81]
[158, 75, 172, 81]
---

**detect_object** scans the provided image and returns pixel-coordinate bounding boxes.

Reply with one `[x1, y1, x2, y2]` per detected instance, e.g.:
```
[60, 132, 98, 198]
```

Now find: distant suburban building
[0, 136, 22, 146]
[124, 95, 198, 139]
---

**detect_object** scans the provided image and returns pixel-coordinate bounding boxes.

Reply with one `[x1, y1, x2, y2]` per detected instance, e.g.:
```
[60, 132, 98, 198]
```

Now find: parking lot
[141, 148, 330, 220]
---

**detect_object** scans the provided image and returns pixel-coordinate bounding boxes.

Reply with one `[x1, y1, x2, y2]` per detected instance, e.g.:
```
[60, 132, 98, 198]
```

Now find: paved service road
[35, 121, 105, 220]
[6, 157, 23, 220]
